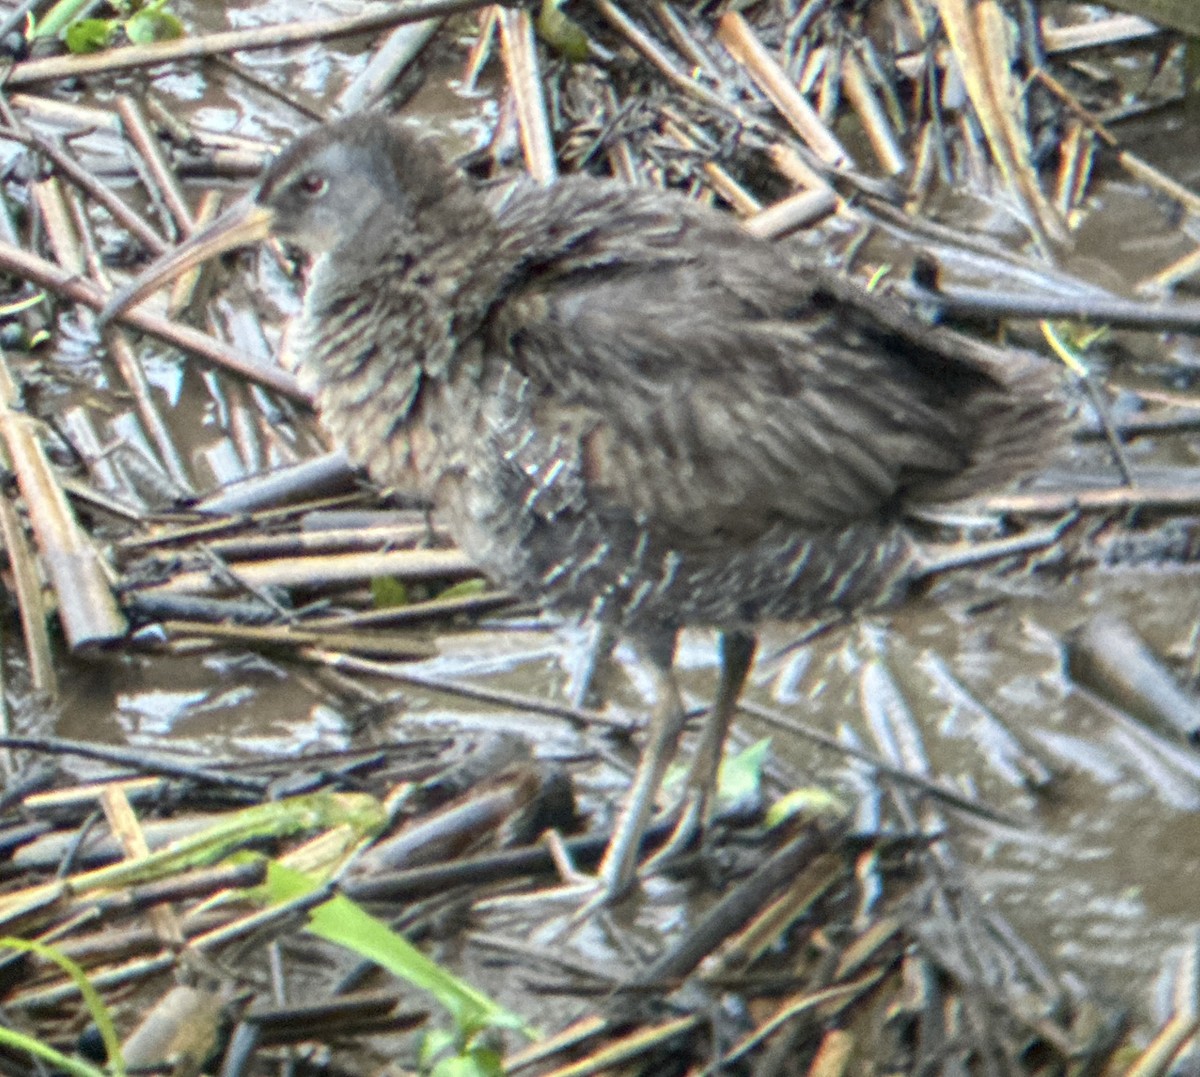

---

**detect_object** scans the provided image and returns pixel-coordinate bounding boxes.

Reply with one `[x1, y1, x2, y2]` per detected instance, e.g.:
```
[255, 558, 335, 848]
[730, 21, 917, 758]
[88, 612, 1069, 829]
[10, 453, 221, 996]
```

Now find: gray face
[256, 139, 402, 255]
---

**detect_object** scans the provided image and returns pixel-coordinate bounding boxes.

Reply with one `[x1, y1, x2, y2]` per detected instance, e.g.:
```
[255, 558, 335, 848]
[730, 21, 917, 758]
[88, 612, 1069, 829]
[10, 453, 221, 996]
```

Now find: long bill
[99, 200, 276, 325]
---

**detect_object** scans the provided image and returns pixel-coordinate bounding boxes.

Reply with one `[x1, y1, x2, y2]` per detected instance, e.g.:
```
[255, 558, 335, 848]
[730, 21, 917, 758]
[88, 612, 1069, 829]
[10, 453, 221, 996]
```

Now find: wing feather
[480, 177, 1060, 548]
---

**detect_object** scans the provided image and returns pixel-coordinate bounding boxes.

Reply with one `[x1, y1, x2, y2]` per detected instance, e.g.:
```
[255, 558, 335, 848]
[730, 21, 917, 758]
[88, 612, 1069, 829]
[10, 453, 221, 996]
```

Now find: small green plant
[30, 0, 184, 53]
[266, 863, 532, 1076]
[536, 0, 589, 62]
[370, 575, 410, 609]
[0, 938, 122, 1077]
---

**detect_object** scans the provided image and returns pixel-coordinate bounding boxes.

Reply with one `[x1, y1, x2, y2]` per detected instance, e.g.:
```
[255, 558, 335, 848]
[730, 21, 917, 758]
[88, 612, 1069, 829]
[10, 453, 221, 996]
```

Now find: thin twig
[0, 349, 127, 649]
[594, 0, 743, 120]
[0, 123, 168, 255]
[0, 491, 55, 694]
[717, 12, 850, 169]
[0, 237, 305, 399]
[337, 15, 445, 114]
[497, 6, 556, 183]
[2, 0, 497, 86]
[139, 547, 477, 596]
[115, 95, 194, 238]
[982, 483, 1200, 516]
[304, 648, 633, 733]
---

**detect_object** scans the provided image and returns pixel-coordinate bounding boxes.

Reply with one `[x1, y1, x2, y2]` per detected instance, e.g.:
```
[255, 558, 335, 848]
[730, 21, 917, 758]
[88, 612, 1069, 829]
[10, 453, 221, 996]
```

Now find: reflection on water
[17, 0, 1198, 1036]
[40, 560, 1200, 1027]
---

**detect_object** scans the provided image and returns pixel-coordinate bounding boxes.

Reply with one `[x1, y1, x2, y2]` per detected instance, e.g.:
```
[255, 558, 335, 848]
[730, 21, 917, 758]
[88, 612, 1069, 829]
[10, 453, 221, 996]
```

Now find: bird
[103, 113, 1062, 899]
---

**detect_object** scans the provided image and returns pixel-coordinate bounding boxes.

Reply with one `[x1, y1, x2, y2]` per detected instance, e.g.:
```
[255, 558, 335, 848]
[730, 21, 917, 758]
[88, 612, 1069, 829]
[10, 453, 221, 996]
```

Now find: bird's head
[257, 115, 461, 253]
[100, 114, 463, 323]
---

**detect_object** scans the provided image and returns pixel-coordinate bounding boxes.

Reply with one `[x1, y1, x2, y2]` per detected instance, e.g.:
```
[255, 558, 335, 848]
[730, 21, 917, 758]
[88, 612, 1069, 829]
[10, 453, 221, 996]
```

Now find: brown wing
[483, 178, 1061, 546]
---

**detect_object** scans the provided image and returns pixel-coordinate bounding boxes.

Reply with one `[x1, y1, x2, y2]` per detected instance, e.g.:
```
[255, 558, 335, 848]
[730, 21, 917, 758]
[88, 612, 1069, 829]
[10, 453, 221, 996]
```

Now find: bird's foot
[473, 830, 610, 914]
[637, 790, 706, 877]
[568, 789, 714, 925]
[476, 798, 719, 933]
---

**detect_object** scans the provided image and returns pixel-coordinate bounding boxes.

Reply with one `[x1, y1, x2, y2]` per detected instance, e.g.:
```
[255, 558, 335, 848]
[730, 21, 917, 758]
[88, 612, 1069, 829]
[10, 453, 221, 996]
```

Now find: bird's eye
[298, 172, 329, 197]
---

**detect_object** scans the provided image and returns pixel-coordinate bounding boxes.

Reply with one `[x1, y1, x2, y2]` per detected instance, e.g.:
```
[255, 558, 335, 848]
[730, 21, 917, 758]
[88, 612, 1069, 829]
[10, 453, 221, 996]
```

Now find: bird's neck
[327, 185, 508, 331]
[293, 204, 509, 486]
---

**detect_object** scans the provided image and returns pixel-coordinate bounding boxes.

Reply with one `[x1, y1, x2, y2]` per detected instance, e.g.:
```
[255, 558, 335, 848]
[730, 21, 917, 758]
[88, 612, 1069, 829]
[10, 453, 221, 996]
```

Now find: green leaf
[717, 737, 771, 809]
[0, 938, 124, 1076]
[537, 0, 588, 61]
[432, 1049, 504, 1077]
[30, 0, 94, 39]
[262, 867, 531, 1066]
[766, 787, 847, 828]
[63, 18, 114, 53]
[537, 0, 589, 61]
[306, 895, 529, 1041]
[371, 576, 410, 608]
[71, 792, 385, 895]
[263, 859, 322, 903]
[421, 1028, 458, 1069]
[125, 7, 184, 45]
[437, 578, 487, 600]
[424, 1027, 504, 1077]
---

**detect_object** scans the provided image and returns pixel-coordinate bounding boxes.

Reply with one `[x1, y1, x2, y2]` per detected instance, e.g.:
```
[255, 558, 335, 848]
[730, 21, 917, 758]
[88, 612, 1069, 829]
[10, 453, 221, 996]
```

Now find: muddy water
[22, 1, 1200, 1037]
[761, 575, 1200, 1020]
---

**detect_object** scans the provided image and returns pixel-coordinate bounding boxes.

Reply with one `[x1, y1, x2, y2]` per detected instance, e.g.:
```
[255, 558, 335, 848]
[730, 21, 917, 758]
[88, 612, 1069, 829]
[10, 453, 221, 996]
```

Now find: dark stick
[906, 281, 1200, 334]
[0, 735, 268, 793]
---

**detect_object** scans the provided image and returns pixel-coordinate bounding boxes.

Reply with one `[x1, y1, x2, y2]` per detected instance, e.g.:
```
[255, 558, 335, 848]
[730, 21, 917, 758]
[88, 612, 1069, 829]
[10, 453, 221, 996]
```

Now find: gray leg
[683, 629, 757, 810]
[566, 618, 618, 710]
[596, 631, 683, 898]
[641, 629, 757, 872]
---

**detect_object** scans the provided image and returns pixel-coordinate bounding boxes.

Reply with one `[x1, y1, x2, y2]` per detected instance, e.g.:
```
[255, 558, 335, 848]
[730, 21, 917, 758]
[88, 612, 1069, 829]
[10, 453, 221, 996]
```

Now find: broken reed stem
[100, 785, 186, 947]
[716, 11, 850, 169]
[0, 349, 127, 649]
[933, 0, 1066, 248]
[141, 547, 477, 596]
[1040, 13, 1159, 54]
[203, 523, 433, 559]
[115, 95, 196, 237]
[158, 620, 437, 661]
[0, 238, 305, 400]
[3, 0, 497, 86]
[0, 492, 55, 693]
[192, 451, 356, 514]
[0, 121, 169, 255]
[30, 178, 83, 273]
[112, 329, 196, 491]
[983, 484, 1200, 516]
[660, 116, 761, 215]
[593, 0, 740, 119]
[497, 6, 557, 184]
[302, 648, 631, 732]
[744, 188, 838, 239]
[61, 182, 197, 495]
[1031, 69, 1200, 219]
[337, 14, 445, 113]
[841, 49, 907, 177]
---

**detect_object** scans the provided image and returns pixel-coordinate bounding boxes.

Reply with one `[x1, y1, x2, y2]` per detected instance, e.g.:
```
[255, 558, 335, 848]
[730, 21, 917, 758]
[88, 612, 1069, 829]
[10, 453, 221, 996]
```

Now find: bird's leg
[685, 629, 757, 811]
[595, 631, 684, 898]
[566, 618, 618, 710]
[647, 630, 757, 867]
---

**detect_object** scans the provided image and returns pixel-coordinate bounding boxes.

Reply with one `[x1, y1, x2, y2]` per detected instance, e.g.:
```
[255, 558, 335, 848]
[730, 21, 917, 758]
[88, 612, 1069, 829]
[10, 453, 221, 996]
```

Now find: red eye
[298, 172, 328, 197]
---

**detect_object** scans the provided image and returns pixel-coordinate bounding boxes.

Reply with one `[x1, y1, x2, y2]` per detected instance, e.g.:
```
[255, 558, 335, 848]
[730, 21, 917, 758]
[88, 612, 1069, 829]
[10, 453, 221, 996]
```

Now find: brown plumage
[105, 114, 1062, 898]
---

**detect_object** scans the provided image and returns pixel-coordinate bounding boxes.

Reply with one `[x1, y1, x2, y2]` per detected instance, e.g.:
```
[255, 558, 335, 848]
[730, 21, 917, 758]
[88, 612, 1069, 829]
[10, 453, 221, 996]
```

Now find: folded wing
[482, 178, 1061, 549]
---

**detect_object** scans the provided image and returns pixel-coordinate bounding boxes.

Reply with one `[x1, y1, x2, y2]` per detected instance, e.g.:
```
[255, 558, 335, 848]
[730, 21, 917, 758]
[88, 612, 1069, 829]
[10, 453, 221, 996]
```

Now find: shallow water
[16, 0, 1200, 1040]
